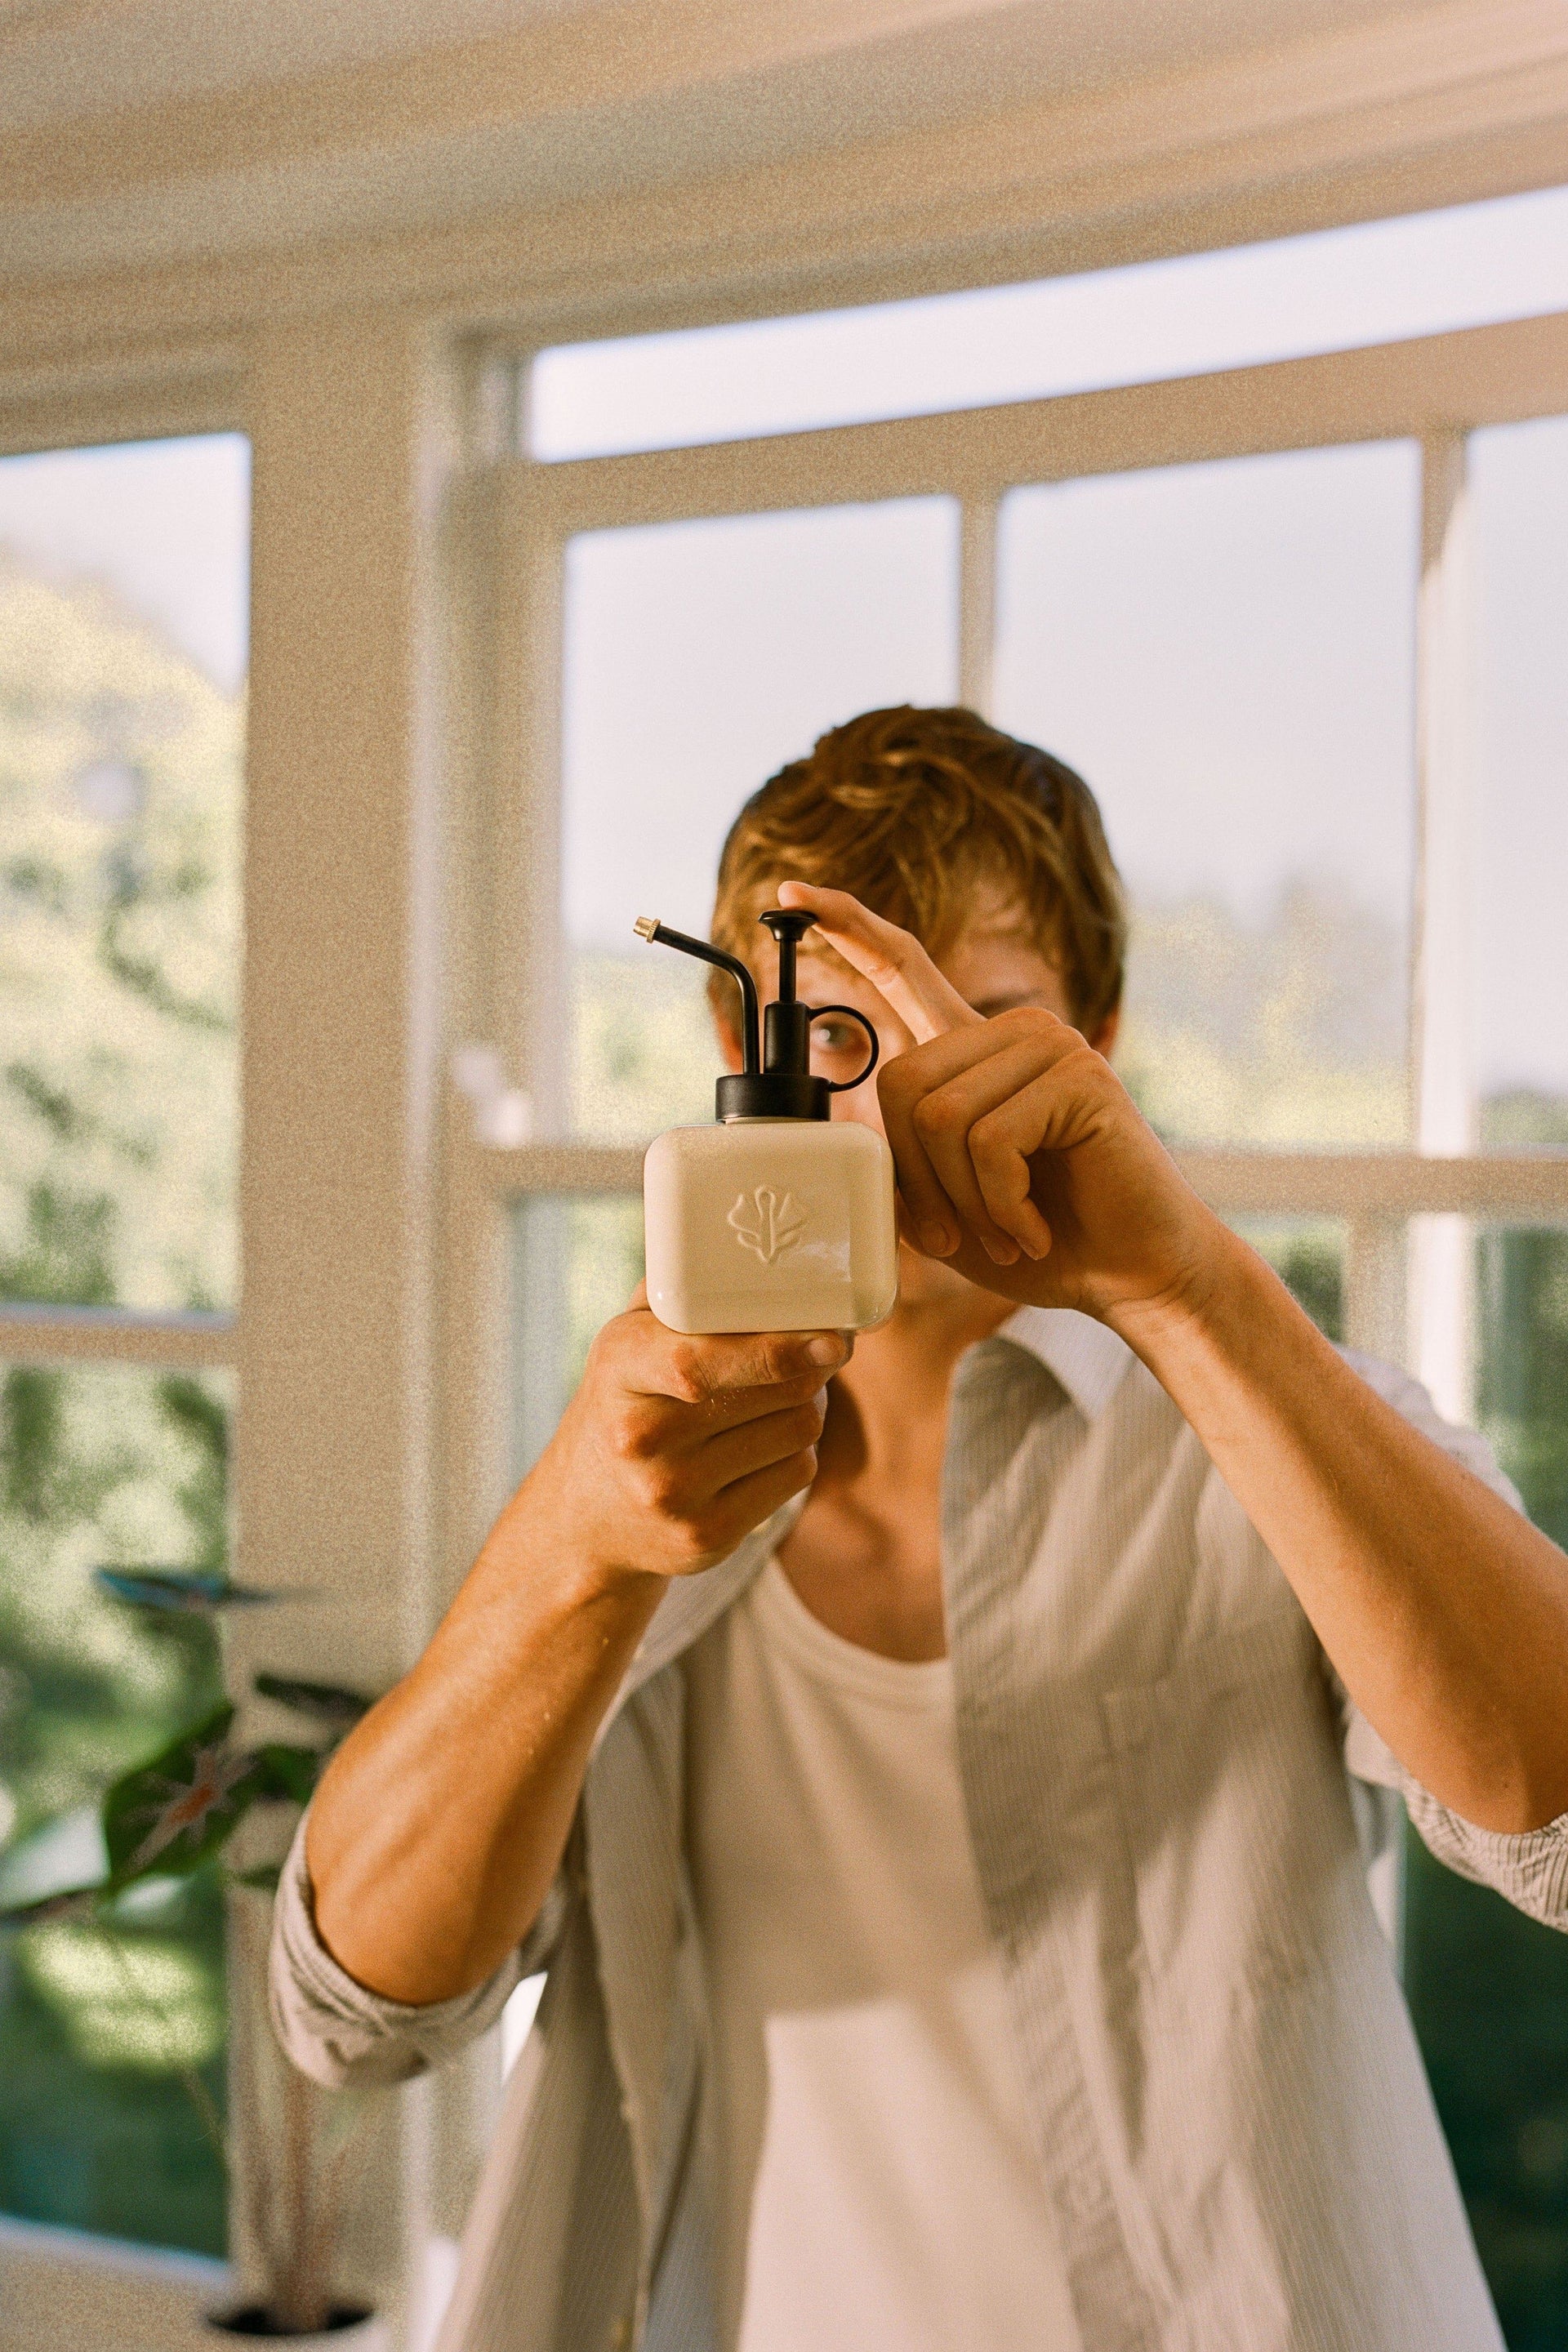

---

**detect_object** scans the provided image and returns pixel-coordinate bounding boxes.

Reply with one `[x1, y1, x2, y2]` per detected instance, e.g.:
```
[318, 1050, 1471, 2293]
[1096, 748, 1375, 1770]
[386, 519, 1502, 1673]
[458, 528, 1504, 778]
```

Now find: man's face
[717, 891, 1111, 1307]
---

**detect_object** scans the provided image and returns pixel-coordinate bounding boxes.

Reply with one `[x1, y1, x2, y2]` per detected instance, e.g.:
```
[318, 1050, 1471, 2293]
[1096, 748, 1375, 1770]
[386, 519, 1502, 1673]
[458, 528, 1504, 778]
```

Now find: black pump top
[633, 907, 879, 1120]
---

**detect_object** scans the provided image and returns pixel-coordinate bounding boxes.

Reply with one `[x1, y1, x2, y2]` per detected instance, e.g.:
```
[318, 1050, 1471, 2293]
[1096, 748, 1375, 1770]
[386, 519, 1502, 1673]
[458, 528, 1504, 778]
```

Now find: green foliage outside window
[0, 1363, 231, 2253]
[0, 536, 242, 2253]
[1119, 884, 1409, 1150]
[1404, 1226, 1568, 2350]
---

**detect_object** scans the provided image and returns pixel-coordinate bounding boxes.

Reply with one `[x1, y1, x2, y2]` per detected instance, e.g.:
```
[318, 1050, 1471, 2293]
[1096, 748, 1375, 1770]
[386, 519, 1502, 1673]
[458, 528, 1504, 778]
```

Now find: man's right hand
[533, 1295, 853, 1588]
[303, 1300, 849, 2006]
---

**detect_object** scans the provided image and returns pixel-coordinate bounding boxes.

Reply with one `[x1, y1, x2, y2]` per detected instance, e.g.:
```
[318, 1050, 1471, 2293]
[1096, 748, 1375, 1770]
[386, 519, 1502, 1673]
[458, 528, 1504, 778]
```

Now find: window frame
[452, 303, 1568, 1979]
[0, 372, 246, 1383]
[0, 320, 463, 2336]
[457, 308, 1568, 1482]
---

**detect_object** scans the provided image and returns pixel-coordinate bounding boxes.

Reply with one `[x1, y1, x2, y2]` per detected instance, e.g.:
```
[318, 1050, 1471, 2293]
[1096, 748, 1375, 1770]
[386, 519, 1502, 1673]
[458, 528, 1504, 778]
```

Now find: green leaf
[252, 1743, 323, 1806]
[252, 1672, 372, 1731]
[101, 1703, 269, 1885]
[94, 1567, 292, 1613]
[0, 1883, 103, 1928]
[227, 1862, 283, 1895]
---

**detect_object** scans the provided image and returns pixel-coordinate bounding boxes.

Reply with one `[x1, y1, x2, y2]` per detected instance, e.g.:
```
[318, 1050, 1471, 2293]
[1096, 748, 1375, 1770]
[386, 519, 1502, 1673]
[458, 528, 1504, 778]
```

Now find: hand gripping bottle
[636, 907, 899, 1335]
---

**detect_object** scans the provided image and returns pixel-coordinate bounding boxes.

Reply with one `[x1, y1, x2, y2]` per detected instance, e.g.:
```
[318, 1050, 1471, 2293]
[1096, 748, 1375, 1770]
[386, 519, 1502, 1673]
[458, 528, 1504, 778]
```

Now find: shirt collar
[996, 1305, 1135, 1423]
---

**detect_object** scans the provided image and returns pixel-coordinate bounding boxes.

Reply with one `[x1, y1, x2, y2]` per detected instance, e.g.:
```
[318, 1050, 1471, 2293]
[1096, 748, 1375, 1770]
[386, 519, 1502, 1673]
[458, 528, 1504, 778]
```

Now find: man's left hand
[777, 880, 1222, 1333]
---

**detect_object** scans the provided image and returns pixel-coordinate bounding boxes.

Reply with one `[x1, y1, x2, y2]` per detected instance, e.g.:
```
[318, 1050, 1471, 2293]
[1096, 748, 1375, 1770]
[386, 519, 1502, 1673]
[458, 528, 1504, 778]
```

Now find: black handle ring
[809, 1004, 880, 1094]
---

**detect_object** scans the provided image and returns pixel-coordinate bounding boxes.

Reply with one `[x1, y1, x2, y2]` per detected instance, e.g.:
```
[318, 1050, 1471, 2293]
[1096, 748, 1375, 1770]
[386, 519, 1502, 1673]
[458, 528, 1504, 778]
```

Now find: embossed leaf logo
[728, 1185, 808, 1267]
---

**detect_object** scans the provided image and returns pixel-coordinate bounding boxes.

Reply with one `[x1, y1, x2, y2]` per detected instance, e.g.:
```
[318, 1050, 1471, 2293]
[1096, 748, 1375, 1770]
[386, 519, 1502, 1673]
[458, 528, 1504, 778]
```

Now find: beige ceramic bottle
[637, 908, 899, 1335]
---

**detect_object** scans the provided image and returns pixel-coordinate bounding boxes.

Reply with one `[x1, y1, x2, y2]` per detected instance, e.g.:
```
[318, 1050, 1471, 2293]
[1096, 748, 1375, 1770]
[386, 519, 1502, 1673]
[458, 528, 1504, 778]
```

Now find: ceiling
[0, 0, 1450, 130]
[2, 0, 1539, 287]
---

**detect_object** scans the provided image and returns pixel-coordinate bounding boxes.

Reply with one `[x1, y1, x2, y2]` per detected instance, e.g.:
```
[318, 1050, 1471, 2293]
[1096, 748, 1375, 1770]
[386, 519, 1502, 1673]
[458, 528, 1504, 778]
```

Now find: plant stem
[99, 1922, 227, 2167]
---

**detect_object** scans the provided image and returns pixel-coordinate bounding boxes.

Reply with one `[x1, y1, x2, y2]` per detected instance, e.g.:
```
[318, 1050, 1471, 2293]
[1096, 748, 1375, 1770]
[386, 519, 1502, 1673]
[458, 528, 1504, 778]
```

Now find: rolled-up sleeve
[268, 1808, 568, 2088]
[1336, 1347, 1568, 1934]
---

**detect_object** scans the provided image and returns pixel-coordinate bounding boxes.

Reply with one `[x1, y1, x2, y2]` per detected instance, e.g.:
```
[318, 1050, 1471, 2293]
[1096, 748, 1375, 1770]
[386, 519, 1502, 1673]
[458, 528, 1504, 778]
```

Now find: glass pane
[513, 1196, 644, 1475]
[995, 442, 1419, 1149]
[532, 185, 1568, 460]
[562, 498, 958, 1141]
[1475, 1226, 1568, 1552]
[1473, 415, 1568, 1149]
[1404, 1226, 1568, 2349]
[0, 1361, 231, 2254]
[0, 434, 248, 1312]
[1230, 1217, 1344, 1341]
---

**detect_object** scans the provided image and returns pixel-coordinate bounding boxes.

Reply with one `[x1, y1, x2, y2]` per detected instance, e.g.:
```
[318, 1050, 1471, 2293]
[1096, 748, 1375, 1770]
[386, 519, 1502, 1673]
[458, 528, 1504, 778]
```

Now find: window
[463, 279, 1568, 2345]
[0, 432, 247, 2256]
[1404, 1223, 1568, 2345]
[0, 1364, 231, 2252]
[994, 441, 1419, 1150]
[562, 499, 958, 1141]
[1473, 413, 1568, 1149]
[531, 182, 1568, 460]
[512, 1196, 643, 1476]
[507, 496, 958, 1467]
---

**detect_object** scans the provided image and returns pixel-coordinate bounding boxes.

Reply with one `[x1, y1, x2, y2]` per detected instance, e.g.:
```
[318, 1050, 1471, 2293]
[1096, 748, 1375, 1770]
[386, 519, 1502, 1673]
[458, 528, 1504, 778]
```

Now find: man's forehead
[786, 894, 1043, 961]
[941, 914, 1058, 977]
[743, 883, 1057, 994]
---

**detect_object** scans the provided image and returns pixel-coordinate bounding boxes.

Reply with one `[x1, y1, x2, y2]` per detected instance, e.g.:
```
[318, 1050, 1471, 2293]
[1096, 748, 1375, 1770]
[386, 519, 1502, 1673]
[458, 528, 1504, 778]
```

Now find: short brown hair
[710, 704, 1126, 1034]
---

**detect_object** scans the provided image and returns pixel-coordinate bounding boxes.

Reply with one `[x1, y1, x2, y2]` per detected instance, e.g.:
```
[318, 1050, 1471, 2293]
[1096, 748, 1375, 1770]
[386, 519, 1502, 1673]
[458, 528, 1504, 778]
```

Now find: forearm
[1112, 1224, 1568, 1833]
[306, 1486, 665, 2005]
[304, 1301, 837, 2003]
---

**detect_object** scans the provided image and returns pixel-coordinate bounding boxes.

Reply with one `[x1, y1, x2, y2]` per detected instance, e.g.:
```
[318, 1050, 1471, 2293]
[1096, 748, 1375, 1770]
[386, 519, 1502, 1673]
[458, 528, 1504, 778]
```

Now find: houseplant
[0, 1570, 382, 2344]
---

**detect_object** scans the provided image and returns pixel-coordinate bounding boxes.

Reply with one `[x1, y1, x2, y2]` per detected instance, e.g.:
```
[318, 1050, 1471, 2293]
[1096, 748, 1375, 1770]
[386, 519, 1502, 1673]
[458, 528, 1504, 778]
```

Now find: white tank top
[685, 1557, 1083, 2352]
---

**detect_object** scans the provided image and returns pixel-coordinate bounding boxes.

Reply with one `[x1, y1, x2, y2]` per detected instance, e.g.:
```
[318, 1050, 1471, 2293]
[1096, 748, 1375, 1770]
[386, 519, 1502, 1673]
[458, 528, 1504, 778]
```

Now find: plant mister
[635, 908, 899, 1334]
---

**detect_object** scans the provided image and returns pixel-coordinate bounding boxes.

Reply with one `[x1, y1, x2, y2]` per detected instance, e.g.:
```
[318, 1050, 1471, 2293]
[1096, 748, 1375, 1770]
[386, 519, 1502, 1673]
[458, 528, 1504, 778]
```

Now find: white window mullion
[1409, 430, 1478, 1423]
[491, 468, 568, 1138]
[440, 430, 537, 1600]
[958, 492, 999, 718]
[1413, 432, 1477, 1158]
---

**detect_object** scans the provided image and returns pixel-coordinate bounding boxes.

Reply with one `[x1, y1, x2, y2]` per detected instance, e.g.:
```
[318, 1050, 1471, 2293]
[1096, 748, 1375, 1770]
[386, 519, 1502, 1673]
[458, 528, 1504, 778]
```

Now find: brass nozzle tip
[632, 915, 660, 942]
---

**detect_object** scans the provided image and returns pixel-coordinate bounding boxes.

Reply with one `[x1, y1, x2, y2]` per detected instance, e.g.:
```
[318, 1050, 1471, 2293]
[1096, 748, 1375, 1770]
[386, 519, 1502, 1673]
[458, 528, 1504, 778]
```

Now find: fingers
[706, 1448, 822, 1547]
[966, 1060, 1103, 1256]
[615, 1385, 823, 1517]
[700, 1391, 828, 1490]
[608, 1313, 852, 1415]
[561, 1308, 846, 1583]
[874, 1017, 1045, 1258]
[880, 1013, 1093, 1264]
[911, 1035, 1080, 1263]
[909, 1060, 1034, 1267]
[775, 881, 981, 1045]
[878, 1078, 964, 1260]
[605, 1425, 821, 1573]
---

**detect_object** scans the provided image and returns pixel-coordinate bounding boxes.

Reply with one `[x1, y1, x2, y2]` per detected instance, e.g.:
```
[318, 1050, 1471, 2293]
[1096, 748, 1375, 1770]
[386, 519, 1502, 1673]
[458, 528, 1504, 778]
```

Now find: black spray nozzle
[633, 916, 760, 1072]
[756, 907, 817, 1081]
[758, 906, 816, 1004]
[634, 907, 879, 1120]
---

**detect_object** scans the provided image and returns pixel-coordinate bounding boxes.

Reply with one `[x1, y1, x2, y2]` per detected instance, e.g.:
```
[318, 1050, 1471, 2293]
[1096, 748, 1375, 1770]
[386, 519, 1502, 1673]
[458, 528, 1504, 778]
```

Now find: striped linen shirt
[272, 1308, 1568, 2352]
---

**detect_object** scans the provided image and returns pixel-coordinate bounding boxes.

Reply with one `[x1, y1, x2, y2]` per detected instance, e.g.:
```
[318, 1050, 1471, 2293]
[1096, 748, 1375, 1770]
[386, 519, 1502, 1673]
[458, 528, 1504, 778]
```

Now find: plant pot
[205, 2305, 389, 2350]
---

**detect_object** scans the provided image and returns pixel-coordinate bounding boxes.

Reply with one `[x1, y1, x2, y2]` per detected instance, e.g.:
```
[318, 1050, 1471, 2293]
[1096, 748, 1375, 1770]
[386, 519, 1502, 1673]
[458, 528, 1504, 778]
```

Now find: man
[274, 706, 1568, 2352]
